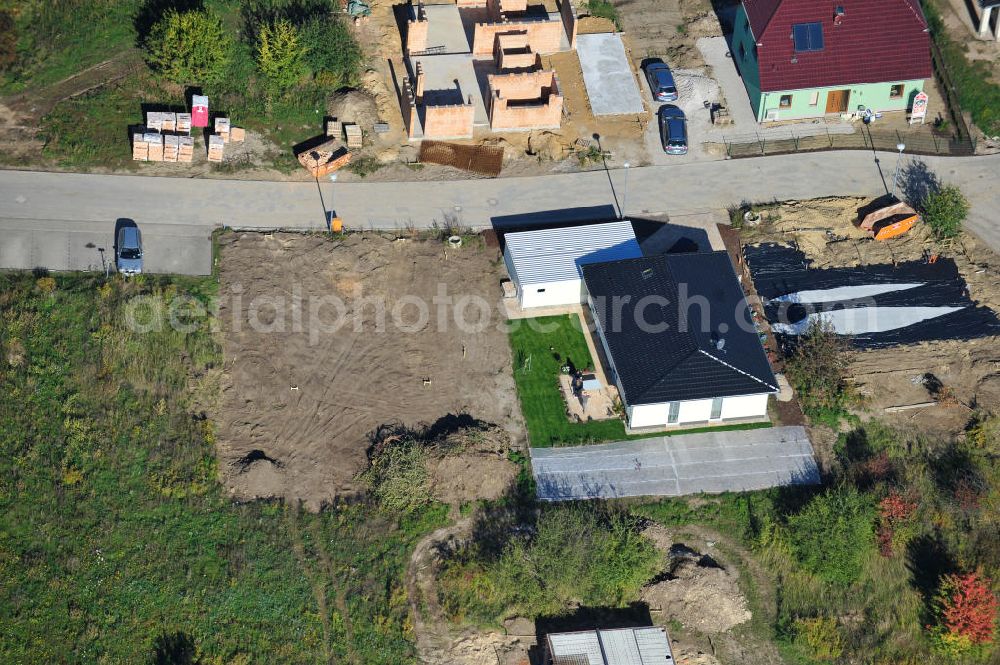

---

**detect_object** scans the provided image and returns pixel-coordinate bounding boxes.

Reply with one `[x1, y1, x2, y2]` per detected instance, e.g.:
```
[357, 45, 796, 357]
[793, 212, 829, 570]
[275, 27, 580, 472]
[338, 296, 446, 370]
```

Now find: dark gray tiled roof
[582, 252, 777, 405]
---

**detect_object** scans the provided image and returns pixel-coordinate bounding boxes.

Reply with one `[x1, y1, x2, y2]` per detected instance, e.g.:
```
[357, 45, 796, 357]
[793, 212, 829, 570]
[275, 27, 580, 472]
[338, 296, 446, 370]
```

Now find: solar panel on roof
[792, 22, 824, 52]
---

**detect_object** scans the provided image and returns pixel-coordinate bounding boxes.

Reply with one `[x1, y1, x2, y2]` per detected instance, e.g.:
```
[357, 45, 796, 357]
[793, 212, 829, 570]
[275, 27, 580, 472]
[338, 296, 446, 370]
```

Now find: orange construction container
[330, 217, 343, 233]
[859, 199, 920, 241]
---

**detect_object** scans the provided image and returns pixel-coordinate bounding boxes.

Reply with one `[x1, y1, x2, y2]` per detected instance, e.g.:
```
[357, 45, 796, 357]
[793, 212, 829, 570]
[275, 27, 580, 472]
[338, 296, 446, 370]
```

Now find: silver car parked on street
[116, 225, 143, 276]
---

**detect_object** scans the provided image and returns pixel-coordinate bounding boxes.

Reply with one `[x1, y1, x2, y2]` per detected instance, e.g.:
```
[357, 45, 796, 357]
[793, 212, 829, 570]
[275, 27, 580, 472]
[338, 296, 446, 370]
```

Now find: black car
[658, 105, 688, 155]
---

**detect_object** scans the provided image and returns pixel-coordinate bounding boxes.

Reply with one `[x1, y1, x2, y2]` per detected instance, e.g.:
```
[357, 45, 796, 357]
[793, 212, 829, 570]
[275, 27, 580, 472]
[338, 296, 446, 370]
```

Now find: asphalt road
[2, 150, 998, 275]
[532, 425, 819, 501]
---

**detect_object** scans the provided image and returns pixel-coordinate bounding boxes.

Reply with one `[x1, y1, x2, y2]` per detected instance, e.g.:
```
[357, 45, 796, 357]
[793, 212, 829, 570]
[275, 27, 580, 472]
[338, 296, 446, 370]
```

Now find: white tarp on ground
[771, 283, 925, 304]
[532, 425, 819, 501]
[576, 33, 645, 115]
[771, 306, 965, 335]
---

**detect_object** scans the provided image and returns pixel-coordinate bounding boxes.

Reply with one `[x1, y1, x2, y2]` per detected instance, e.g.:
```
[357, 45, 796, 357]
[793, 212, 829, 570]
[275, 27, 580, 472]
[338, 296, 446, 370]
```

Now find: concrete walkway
[2, 151, 999, 274]
[531, 425, 819, 501]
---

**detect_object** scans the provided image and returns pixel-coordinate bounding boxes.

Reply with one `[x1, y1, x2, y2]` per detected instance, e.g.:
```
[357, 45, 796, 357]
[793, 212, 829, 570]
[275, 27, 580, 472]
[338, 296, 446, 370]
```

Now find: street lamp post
[328, 173, 338, 230]
[891, 142, 905, 198]
[621, 161, 630, 220]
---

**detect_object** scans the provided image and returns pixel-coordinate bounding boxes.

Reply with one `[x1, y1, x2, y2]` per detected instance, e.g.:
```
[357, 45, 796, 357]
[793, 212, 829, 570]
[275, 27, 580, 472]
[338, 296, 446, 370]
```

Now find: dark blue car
[658, 105, 688, 155]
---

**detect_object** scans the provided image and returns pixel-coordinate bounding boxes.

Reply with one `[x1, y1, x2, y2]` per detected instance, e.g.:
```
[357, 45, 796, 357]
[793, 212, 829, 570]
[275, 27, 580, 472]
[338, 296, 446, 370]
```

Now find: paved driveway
[531, 425, 819, 501]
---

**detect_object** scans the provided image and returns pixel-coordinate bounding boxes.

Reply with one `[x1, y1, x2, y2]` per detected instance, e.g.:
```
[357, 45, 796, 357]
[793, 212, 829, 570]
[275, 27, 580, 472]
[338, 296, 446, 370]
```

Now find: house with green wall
[731, 0, 932, 122]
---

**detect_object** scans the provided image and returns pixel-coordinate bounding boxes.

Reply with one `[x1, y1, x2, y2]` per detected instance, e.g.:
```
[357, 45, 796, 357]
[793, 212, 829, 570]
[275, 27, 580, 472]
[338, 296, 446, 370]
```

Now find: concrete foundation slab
[531, 425, 819, 500]
[423, 3, 472, 54]
[576, 33, 644, 115]
[409, 54, 492, 126]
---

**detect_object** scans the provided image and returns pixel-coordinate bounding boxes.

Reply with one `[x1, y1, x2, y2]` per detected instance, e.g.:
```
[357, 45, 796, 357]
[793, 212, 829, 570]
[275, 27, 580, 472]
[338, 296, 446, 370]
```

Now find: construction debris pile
[296, 138, 352, 177]
[132, 95, 245, 164]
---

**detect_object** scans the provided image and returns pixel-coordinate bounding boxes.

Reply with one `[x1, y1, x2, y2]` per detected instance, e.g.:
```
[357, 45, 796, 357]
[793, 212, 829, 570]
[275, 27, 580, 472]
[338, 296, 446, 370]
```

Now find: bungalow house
[730, 0, 933, 122]
[581, 252, 777, 429]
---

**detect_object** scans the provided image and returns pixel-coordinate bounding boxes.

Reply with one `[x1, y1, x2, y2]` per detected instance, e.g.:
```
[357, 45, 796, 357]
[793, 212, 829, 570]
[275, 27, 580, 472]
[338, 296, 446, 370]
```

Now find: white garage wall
[627, 393, 771, 428]
[720, 393, 769, 420]
[519, 279, 585, 308]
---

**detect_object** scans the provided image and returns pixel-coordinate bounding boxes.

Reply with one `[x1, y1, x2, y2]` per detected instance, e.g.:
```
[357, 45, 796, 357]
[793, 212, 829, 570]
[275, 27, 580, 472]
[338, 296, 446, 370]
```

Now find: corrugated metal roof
[504, 222, 642, 286]
[547, 627, 674, 665]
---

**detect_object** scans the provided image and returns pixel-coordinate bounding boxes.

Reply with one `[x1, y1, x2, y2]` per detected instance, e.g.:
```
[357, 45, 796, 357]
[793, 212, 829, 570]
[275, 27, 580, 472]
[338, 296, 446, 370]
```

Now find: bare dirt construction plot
[215, 232, 525, 510]
[740, 197, 1000, 437]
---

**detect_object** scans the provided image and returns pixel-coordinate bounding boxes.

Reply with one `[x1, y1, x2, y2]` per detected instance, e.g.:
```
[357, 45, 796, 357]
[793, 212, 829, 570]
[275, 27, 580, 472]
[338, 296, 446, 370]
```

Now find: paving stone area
[532, 425, 819, 500]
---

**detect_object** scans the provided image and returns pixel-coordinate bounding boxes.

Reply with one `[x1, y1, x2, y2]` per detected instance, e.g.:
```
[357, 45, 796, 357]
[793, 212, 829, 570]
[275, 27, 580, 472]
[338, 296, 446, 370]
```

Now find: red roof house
[731, 0, 933, 120]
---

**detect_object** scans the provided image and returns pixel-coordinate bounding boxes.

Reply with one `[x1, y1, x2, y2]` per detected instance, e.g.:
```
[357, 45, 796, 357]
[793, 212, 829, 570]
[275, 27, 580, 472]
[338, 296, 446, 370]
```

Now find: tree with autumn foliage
[930, 571, 999, 659]
[875, 490, 917, 557]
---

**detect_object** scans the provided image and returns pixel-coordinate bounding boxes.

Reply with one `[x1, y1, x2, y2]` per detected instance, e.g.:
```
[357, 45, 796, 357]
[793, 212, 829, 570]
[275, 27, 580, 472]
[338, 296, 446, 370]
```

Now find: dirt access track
[215, 232, 525, 510]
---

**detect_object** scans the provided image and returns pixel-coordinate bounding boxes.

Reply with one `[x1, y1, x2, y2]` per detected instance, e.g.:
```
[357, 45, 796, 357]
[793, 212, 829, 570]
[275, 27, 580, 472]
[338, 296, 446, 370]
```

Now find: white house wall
[627, 393, 770, 428]
[720, 393, 769, 420]
[518, 278, 585, 308]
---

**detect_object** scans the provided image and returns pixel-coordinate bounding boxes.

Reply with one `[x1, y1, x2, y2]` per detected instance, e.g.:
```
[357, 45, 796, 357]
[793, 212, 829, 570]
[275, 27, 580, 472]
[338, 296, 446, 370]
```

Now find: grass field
[0, 273, 446, 663]
[508, 314, 627, 447]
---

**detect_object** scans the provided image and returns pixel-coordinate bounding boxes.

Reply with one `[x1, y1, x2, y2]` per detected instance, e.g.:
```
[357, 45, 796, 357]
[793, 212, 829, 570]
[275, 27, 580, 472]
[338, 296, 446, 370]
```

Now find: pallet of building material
[145, 132, 164, 162]
[146, 111, 164, 131]
[132, 132, 149, 161]
[163, 134, 179, 162]
[373, 122, 389, 134]
[161, 112, 177, 132]
[417, 140, 503, 177]
[207, 134, 225, 162]
[325, 116, 341, 137]
[230, 126, 245, 142]
[295, 138, 352, 177]
[176, 113, 192, 134]
[343, 123, 362, 149]
[215, 117, 231, 142]
[178, 135, 194, 163]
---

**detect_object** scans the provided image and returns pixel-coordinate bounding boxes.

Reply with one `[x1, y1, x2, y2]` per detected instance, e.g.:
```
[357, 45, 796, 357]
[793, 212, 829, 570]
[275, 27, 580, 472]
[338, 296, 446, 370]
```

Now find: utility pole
[891, 142, 905, 198]
[621, 161, 630, 220]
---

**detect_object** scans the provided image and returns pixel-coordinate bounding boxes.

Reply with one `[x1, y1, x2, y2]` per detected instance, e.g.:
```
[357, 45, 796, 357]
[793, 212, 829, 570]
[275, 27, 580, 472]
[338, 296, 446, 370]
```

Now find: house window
[667, 401, 680, 424]
[792, 22, 824, 52]
[739, 42, 746, 60]
[890, 84, 904, 99]
[808, 91, 819, 106]
[710, 397, 723, 420]
[536, 288, 546, 292]
[780, 94, 793, 108]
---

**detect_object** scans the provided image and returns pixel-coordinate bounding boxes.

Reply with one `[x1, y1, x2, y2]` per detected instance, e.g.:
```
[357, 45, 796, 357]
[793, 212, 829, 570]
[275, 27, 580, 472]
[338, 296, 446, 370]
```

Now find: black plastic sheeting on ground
[745, 243, 1000, 349]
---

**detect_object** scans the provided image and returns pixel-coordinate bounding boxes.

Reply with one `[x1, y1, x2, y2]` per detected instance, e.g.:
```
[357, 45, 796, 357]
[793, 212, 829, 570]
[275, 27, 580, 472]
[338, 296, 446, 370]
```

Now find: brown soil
[740, 197, 1000, 437]
[215, 231, 526, 510]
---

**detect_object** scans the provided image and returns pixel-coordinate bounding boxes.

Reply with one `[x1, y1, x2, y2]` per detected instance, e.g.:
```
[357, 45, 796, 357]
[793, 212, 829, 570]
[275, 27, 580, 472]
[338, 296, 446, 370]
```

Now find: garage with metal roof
[545, 626, 674, 665]
[503, 221, 642, 309]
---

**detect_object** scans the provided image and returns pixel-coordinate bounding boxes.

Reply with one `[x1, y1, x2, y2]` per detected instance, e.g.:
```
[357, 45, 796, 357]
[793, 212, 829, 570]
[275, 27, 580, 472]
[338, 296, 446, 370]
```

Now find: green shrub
[794, 616, 844, 661]
[785, 320, 853, 421]
[585, 0, 621, 30]
[301, 15, 362, 87]
[440, 505, 660, 623]
[922, 185, 969, 240]
[360, 438, 431, 513]
[144, 9, 233, 85]
[256, 18, 307, 95]
[787, 486, 876, 585]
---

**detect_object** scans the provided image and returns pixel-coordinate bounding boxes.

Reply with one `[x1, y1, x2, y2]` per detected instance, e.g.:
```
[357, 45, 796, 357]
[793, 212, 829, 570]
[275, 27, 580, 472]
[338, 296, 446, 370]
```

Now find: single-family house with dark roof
[730, 0, 932, 122]
[581, 252, 777, 429]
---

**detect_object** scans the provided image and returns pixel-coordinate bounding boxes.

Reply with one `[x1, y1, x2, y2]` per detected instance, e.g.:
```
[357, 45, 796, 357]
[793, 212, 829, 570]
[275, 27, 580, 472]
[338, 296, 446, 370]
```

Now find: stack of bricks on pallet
[178, 135, 194, 162]
[344, 123, 362, 149]
[230, 126, 245, 142]
[132, 133, 149, 161]
[215, 117, 231, 142]
[208, 134, 224, 162]
[146, 132, 164, 161]
[163, 134, 179, 162]
[176, 113, 192, 133]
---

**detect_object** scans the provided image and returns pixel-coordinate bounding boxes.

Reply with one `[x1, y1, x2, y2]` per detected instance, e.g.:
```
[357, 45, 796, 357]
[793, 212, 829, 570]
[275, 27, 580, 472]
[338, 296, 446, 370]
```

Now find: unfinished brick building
[488, 70, 562, 130]
[398, 0, 575, 140]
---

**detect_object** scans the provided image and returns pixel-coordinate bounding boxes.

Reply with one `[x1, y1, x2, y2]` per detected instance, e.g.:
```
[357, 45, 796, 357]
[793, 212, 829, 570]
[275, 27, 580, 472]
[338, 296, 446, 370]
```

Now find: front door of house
[826, 89, 850, 113]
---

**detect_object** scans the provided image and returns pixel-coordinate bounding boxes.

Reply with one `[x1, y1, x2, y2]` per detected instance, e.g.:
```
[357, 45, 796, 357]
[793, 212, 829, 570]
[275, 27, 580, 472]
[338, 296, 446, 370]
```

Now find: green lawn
[0, 273, 446, 663]
[508, 314, 628, 447]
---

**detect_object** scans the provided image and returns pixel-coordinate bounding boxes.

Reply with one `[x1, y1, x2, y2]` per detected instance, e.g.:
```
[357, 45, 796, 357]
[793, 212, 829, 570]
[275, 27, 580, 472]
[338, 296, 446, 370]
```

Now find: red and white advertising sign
[191, 95, 209, 128]
[909, 91, 928, 125]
